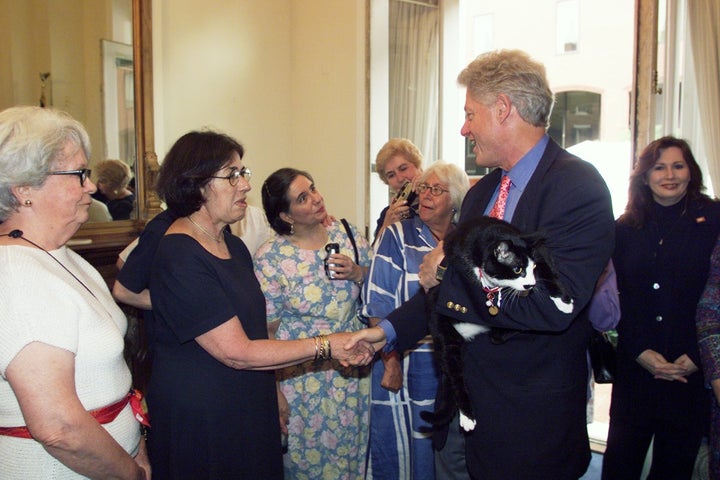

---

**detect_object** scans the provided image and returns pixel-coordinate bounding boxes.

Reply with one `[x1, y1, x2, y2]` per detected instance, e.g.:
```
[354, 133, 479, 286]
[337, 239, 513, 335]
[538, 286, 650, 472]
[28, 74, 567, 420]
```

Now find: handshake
[328, 327, 388, 367]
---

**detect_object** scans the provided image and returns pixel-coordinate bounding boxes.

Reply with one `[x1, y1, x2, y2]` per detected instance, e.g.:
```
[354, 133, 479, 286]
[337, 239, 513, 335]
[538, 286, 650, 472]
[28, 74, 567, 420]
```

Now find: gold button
[461, 307, 467, 314]
[446, 301, 454, 309]
[454, 304, 462, 311]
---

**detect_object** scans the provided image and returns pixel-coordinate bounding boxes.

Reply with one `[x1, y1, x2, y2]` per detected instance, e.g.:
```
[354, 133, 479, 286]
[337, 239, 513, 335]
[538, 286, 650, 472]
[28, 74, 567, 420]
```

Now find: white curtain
[687, 0, 720, 195]
[389, 0, 439, 163]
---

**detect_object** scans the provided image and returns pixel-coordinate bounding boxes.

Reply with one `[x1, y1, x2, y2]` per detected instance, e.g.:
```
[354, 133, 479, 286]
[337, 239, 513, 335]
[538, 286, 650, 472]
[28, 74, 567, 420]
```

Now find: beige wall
[153, 0, 369, 230]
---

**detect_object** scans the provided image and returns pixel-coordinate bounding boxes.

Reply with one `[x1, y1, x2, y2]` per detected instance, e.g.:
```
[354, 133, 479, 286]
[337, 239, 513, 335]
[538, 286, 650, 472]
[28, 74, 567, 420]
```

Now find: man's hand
[339, 327, 387, 367]
[329, 332, 376, 366]
[419, 243, 445, 291]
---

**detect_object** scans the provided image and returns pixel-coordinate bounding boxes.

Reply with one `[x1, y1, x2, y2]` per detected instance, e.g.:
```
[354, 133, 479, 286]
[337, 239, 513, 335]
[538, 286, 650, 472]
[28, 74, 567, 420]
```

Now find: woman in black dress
[146, 131, 374, 479]
[603, 136, 720, 479]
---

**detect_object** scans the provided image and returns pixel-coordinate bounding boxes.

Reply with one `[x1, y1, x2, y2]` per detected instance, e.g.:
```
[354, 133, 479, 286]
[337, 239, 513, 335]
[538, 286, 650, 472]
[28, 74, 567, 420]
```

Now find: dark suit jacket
[387, 138, 615, 480]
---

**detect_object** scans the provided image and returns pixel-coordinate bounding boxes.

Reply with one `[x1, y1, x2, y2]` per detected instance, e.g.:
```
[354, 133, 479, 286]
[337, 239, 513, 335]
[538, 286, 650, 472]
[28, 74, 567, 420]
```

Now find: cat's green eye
[513, 266, 524, 275]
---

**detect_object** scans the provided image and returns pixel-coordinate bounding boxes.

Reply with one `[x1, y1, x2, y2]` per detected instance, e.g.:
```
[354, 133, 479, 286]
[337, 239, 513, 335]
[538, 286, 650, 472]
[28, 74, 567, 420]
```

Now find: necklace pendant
[488, 305, 499, 316]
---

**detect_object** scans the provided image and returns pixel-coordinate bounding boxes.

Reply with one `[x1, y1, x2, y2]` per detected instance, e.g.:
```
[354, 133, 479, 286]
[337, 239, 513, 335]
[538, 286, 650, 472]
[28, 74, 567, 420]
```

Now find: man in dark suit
[348, 49, 614, 479]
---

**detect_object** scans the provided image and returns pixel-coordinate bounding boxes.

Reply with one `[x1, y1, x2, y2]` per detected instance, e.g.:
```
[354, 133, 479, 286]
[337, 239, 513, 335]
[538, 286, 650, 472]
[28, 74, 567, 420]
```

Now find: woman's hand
[328, 332, 376, 365]
[636, 349, 695, 383]
[380, 351, 403, 392]
[322, 214, 337, 227]
[386, 199, 413, 225]
[134, 436, 151, 479]
[327, 253, 367, 283]
[340, 327, 387, 367]
[6, 342, 149, 479]
[276, 384, 289, 436]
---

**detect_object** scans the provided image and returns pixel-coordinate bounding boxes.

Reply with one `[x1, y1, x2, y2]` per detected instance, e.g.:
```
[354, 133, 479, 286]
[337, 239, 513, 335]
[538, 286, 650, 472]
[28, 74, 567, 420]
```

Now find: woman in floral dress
[255, 168, 371, 480]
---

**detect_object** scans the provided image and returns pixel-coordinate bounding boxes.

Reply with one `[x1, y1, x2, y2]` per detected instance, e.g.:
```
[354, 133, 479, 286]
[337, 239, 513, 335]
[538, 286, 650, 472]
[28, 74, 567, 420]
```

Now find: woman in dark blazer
[603, 136, 720, 479]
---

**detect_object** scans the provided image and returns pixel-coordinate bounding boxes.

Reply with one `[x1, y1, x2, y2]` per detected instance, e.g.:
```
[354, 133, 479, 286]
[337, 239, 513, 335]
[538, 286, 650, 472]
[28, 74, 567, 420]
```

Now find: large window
[548, 91, 601, 149]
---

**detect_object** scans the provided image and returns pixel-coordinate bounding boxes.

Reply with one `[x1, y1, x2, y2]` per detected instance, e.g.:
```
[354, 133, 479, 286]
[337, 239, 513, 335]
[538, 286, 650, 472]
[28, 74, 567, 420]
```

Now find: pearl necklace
[187, 215, 222, 243]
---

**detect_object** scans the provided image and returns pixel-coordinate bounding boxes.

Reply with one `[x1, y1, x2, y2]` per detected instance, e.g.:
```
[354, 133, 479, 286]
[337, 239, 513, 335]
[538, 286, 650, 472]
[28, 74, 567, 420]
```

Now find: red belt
[0, 389, 149, 439]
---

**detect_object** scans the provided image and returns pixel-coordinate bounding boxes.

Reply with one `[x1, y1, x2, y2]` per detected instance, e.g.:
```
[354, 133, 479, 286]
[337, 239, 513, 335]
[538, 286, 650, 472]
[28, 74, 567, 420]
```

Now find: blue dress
[362, 216, 439, 480]
[148, 232, 282, 479]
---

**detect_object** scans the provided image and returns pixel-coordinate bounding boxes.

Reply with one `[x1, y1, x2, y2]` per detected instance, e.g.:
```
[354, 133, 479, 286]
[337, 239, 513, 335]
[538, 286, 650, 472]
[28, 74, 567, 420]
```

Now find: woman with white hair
[362, 162, 469, 480]
[0, 106, 149, 479]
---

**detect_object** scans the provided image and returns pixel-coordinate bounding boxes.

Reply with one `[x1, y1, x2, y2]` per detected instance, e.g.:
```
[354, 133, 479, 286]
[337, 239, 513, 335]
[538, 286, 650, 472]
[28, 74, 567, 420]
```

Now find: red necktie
[488, 175, 511, 220]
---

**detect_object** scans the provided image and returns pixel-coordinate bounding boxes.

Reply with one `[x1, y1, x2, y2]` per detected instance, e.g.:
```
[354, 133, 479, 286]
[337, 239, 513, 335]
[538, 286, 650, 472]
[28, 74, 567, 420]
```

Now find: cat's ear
[494, 241, 517, 266]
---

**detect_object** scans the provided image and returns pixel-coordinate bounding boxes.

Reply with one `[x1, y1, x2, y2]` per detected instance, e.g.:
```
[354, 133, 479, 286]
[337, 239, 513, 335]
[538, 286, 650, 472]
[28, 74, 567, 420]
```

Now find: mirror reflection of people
[0, 106, 150, 479]
[254, 167, 372, 479]
[373, 138, 424, 242]
[362, 162, 469, 479]
[88, 197, 113, 222]
[145, 132, 374, 479]
[603, 136, 720, 479]
[94, 159, 135, 220]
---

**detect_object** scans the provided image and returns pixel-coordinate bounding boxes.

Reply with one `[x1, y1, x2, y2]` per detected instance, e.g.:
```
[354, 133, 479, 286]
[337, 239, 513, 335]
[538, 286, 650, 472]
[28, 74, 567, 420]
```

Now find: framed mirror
[1, 0, 159, 262]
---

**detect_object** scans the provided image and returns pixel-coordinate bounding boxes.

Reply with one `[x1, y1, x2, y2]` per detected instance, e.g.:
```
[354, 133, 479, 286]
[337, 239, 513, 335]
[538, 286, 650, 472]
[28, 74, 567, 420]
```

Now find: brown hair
[619, 136, 710, 228]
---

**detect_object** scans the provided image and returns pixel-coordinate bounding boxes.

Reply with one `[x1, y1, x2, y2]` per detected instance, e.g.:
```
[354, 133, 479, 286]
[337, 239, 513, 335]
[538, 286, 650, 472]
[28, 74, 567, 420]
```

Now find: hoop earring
[24, 199, 32, 206]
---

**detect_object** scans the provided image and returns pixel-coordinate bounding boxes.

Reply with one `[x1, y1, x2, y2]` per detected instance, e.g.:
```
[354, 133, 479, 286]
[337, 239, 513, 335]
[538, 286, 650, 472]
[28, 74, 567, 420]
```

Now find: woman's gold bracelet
[313, 335, 332, 360]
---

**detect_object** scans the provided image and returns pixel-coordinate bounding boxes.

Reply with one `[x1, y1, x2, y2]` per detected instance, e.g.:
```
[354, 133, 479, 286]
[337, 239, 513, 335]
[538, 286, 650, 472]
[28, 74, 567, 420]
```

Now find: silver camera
[324, 243, 340, 279]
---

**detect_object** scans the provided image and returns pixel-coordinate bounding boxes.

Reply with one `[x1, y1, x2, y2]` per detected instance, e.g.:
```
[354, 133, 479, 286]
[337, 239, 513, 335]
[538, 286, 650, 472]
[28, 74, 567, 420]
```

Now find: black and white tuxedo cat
[423, 216, 574, 432]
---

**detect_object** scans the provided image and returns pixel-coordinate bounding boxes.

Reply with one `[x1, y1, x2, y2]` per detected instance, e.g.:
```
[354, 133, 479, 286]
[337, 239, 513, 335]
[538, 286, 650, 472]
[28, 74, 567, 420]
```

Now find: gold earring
[24, 199, 32, 206]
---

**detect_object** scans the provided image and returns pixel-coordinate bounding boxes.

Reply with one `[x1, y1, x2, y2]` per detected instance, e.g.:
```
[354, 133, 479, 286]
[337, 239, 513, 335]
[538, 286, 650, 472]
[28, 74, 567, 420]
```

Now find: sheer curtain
[687, 0, 720, 194]
[389, 0, 439, 163]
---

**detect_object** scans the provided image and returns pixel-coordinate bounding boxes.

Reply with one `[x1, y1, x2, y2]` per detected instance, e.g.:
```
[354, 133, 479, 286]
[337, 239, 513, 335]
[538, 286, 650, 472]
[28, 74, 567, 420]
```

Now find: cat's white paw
[453, 322, 489, 341]
[459, 411, 476, 432]
[551, 296, 574, 314]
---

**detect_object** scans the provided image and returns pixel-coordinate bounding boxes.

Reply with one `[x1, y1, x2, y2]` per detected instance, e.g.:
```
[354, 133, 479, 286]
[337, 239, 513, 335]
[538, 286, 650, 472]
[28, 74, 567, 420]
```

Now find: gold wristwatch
[435, 264, 447, 282]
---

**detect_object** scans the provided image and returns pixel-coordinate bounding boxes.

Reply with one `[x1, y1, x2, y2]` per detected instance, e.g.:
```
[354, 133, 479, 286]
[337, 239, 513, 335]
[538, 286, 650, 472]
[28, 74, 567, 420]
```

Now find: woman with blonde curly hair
[94, 159, 135, 220]
[373, 138, 424, 241]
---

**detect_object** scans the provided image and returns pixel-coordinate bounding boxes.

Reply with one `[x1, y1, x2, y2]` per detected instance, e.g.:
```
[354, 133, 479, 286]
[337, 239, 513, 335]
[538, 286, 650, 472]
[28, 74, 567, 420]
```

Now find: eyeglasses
[416, 183, 449, 197]
[50, 168, 92, 187]
[210, 166, 252, 186]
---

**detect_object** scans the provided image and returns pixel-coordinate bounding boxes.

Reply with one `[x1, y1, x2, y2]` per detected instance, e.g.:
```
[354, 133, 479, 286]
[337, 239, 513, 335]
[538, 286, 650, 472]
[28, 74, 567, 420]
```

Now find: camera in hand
[324, 243, 340, 279]
[394, 181, 417, 205]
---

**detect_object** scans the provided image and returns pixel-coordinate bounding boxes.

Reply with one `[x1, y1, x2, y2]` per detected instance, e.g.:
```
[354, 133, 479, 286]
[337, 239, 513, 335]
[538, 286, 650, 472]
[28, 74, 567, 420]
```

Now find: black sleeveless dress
[147, 232, 282, 479]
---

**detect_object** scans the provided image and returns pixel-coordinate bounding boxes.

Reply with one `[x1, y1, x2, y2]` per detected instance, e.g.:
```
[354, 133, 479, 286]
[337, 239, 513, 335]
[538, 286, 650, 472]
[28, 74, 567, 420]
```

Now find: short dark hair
[620, 135, 709, 228]
[156, 130, 245, 217]
[262, 167, 313, 235]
